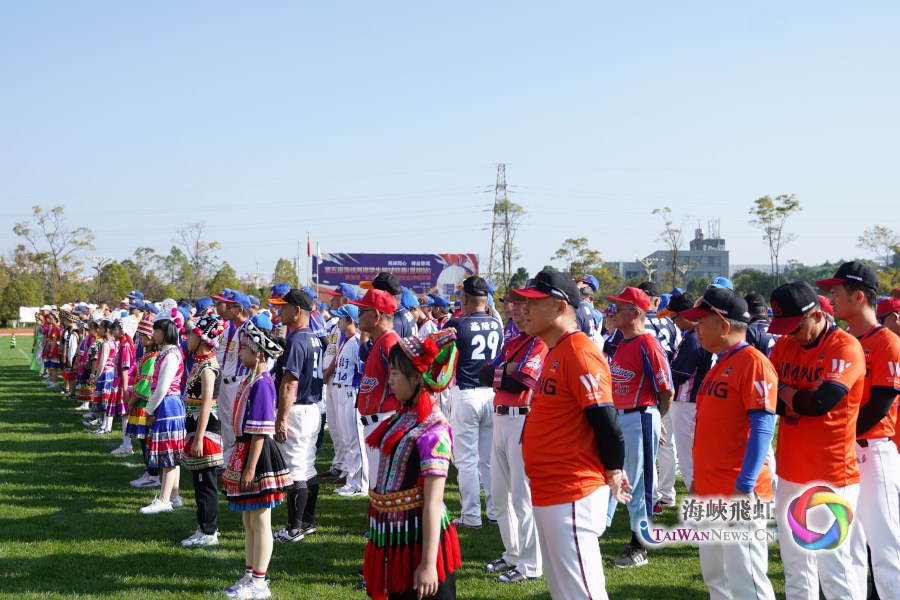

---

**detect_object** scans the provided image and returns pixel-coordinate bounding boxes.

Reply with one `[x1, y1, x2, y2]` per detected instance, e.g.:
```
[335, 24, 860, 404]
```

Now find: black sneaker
[613, 544, 648, 568]
[298, 523, 316, 536]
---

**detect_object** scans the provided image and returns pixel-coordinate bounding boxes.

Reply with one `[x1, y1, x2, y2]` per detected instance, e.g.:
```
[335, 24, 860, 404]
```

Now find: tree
[176, 222, 220, 299]
[96, 262, 135, 303]
[12, 205, 95, 303]
[506, 267, 529, 292]
[155, 246, 193, 297]
[0, 273, 43, 322]
[553, 238, 604, 279]
[206, 262, 241, 296]
[496, 198, 527, 289]
[652, 207, 688, 290]
[730, 268, 776, 298]
[857, 226, 899, 268]
[272, 258, 299, 287]
[749, 195, 802, 286]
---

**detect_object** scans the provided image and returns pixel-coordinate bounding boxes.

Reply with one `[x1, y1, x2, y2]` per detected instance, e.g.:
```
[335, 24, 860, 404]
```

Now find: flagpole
[307, 231, 312, 287]
[316, 242, 321, 292]
[296, 240, 301, 289]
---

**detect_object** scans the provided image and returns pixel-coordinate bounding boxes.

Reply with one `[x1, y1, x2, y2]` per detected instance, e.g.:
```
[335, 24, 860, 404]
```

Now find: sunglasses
[693, 297, 728, 323]
[788, 313, 816, 335]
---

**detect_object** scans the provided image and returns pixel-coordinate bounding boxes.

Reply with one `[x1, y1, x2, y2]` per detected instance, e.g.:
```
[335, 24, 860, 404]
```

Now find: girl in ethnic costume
[44, 313, 62, 387]
[363, 329, 462, 600]
[222, 320, 292, 599]
[139, 301, 186, 514]
[128, 313, 162, 489]
[60, 312, 81, 399]
[78, 319, 100, 415]
[110, 315, 138, 455]
[90, 316, 118, 435]
[180, 308, 225, 548]
[30, 311, 44, 372]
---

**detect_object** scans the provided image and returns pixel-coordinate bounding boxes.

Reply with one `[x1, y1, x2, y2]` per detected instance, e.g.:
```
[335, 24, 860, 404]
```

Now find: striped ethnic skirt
[125, 393, 150, 439]
[222, 435, 292, 511]
[92, 370, 115, 413]
[146, 394, 186, 469]
[106, 377, 129, 417]
[181, 412, 224, 470]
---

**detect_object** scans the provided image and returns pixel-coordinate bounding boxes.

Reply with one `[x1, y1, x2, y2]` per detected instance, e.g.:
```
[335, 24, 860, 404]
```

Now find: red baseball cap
[607, 286, 651, 312]
[349, 289, 398, 314]
[877, 297, 900, 318]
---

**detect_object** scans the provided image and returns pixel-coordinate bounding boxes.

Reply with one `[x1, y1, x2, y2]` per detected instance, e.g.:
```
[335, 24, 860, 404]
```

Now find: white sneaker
[336, 488, 365, 498]
[130, 472, 151, 487]
[224, 576, 252, 598]
[76, 403, 90, 410]
[135, 474, 161, 488]
[111, 445, 133, 455]
[236, 581, 271, 599]
[139, 497, 173, 514]
[273, 527, 304, 542]
[91, 428, 110, 435]
[181, 528, 219, 547]
[171, 495, 184, 508]
[333, 485, 352, 495]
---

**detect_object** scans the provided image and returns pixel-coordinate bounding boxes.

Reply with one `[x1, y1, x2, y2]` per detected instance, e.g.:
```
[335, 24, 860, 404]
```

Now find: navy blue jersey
[645, 311, 679, 363]
[274, 327, 323, 405]
[446, 311, 503, 389]
[604, 329, 623, 358]
[746, 318, 778, 357]
[393, 306, 417, 338]
[576, 300, 595, 336]
[670, 329, 714, 403]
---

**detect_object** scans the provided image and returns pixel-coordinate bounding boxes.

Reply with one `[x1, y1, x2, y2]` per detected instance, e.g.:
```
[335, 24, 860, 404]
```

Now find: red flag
[307, 233, 311, 257]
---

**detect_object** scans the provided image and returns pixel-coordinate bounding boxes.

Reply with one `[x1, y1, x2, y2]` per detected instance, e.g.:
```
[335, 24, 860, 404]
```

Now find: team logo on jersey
[359, 375, 378, 394]
[888, 361, 900, 378]
[656, 366, 669, 387]
[579, 373, 605, 394]
[831, 359, 852, 374]
[753, 380, 773, 402]
[524, 355, 542, 371]
[609, 363, 635, 383]
[723, 367, 733, 377]
[552, 360, 558, 370]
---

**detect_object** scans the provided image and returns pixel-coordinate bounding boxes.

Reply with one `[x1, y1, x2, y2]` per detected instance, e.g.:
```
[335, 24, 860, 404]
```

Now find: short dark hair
[152, 319, 181, 346]
[388, 344, 420, 381]
[840, 280, 877, 309]
[724, 318, 748, 333]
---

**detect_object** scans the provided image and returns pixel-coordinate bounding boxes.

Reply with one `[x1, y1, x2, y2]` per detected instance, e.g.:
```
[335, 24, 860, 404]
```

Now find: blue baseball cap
[142, 302, 159, 315]
[194, 297, 213, 313]
[336, 282, 358, 301]
[211, 288, 233, 302]
[432, 296, 450, 309]
[302, 286, 318, 300]
[658, 293, 672, 311]
[127, 289, 144, 300]
[708, 277, 734, 291]
[270, 283, 291, 298]
[578, 275, 600, 293]
[421, 296, 435, 307]
[331, 304, 359, 323]
[214, 290, 251, 308]
[250, 312, 274, 331]
[177, 306, 192, 325]
[669, 287, 685, 296]
[400, 287, 419, 309]
[248, 295, 260, 308]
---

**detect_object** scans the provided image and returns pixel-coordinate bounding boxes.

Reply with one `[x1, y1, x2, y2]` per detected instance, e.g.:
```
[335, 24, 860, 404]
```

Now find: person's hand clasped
[608, 469, 632, 504]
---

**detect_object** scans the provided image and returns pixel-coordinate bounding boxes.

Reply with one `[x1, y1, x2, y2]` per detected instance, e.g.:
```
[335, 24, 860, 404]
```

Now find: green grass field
[0, 335, 787, 599]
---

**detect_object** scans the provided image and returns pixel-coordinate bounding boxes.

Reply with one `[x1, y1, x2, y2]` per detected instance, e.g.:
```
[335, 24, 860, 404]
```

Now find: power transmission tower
[487, 163, 510, 286]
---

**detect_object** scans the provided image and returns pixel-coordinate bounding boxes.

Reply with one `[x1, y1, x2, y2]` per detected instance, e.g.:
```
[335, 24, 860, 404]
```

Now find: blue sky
[1, 2, 897, 281]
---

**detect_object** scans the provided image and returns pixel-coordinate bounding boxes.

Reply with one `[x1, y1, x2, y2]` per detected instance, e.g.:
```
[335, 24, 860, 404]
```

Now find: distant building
[611, 223, 729, 287]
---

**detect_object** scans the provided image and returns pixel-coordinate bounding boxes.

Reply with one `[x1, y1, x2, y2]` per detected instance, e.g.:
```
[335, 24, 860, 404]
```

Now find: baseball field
[0, 335, 787, 599]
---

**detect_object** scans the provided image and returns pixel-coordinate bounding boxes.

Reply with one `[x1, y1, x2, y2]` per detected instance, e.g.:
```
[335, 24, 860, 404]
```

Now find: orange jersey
[693, 344, 777, 500]
[769, 326, 865, 486]
[522, 331, 613, 507]
[857, 325, 900, 440]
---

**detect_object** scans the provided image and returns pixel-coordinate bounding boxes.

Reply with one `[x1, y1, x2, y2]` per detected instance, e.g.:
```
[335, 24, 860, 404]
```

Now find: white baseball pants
[449, 386, 495, 525]
[534, 485, 609, 600]
[279, 403, 321, 482]
[776, 478, 863, 600]
[335, 385, 367, 492]
[655, 409, 677, 505]
[218, 379, 241, 464]
[362, 410, 396, 485]
[848, 438, 900, 599]
[324, 381, 346, 474]
[669, 400, 697, 491]
[490, 411, 541, 577]
[698, 513, 776, 600]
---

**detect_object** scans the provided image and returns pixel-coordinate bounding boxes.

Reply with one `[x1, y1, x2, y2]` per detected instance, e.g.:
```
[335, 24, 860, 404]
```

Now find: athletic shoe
[613, 544, 649, 568]
[181, 528, 219, 548]
[111, 445, 133, 455]
[497, 568, 533, 583]
[139, 497, 173, 514]
[135, 475, 161, 488]
[273, 527, 304, 542]
[336, 488, 365, 498]
[90, 428, 111, 435]
[83, 419, 101, 427]
[317, 467, 340, 478]
[76, 403, 90, 410]
[451, 517, 482, 529]
[223, 576, 252, 598]
[171, 495, 184, 508]
[487, 517, 498, 525]
[298, 523, 316, 536]
[332, 484, 351, 494]
[235, 581, 271, 599]
[130, 472, 152, 487]
[484, 557, 514, 573]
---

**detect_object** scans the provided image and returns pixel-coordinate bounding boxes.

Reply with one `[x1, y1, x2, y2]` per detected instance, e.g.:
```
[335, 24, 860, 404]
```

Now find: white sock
[121, 420, 130, 446]
[103, 415, 113, 431]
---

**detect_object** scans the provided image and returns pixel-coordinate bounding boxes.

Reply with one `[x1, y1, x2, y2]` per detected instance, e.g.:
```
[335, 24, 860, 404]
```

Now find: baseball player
[269, 289, 324, 542]
[817, 262, 900, 597]
[482, 288, 548, 583]
[605, 286, 673, 568]
[518, 269, 629, 599]
[879, 298, 900, 455]
[745, 291, 778, 357]
[350, 289, 400, 483]
[680, 288, 777, 600]
[768, 281, 866, 600]
[366, 272, 417, 337]
[575, 275, 599, 341]
[445, 276, 503, 528]
[319, 285, 353, 483]
[210, 289, 252, 465]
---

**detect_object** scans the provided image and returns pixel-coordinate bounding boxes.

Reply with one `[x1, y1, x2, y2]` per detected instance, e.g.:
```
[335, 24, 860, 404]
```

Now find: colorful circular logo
[787, 485, 854, 550]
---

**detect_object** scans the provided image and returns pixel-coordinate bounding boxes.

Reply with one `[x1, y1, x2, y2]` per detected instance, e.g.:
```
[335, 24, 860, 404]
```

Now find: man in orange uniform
[519, 269, 629, 600]
[768, 281, 866, 600]
[818, 262, 900, 597]
[680, 288, 777, 600]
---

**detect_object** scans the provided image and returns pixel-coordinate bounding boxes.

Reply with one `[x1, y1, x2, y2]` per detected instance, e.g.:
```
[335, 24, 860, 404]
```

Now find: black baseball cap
[816, 261, 879, 291]
[744, 292, 768, 314]
[680, 288, 750, 323]
[370, 272, 402, 296]
[666, 293, 696, 314]
[511, 269, 580, 307]
[462, 276, 490, 297]
[768, 281, 820, 334]
[638, 281, 660, 298]
[268, 288, 315, 311]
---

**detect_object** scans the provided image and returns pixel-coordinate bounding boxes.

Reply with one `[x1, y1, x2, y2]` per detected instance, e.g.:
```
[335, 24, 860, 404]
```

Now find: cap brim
[767, 315, 805, 335]
[359, 281, 374, 289]
[267, 297, 288, 306]
[657, 308, 675, 319]
[815, 277, 844, 290]
[679, 307, 711, 321]
[211, 295, 230, 302]
[319, 288, 340, 296]
[347, 299, 371, 309]
[511, 287, 552, 300]
[606, 294, 630, 304]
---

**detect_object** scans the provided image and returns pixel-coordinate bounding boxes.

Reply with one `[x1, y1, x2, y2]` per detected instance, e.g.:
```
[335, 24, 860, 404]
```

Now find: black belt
[855, 438, 886, 448]
[621, 406, 648, 414]
[223, 375, 241, 384]
[494, 405, 529, 416]
[360, 414, 380, 426]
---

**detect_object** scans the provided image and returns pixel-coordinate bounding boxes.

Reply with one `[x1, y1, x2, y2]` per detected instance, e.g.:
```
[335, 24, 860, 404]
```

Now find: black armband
[856, 387, 899, 436]
[584, 404, 624, 471]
